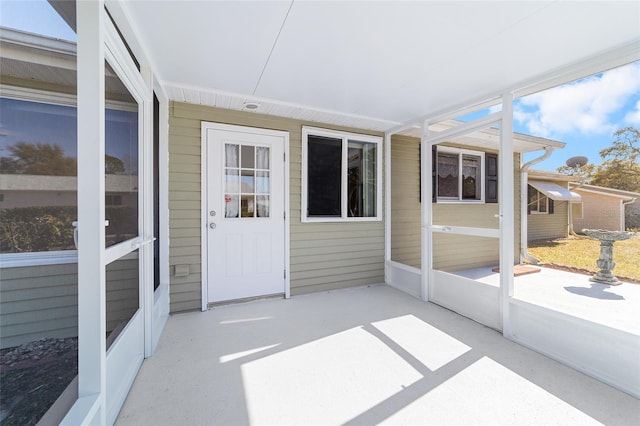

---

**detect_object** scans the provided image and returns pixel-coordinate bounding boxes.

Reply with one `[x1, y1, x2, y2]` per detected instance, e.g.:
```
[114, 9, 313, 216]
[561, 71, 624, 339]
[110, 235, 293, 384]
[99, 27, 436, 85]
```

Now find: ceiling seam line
[252, 0, 295, 96]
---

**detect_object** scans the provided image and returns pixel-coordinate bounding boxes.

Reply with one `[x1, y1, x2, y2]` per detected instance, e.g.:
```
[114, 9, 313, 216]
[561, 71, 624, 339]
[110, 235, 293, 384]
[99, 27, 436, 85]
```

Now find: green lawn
[527, 235, 640, 283]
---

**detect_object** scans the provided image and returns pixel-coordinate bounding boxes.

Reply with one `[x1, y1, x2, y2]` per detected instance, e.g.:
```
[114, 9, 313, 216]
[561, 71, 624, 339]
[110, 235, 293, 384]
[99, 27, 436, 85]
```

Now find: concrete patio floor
[116, 284, 639, 426]
[455, 266, 640, 335]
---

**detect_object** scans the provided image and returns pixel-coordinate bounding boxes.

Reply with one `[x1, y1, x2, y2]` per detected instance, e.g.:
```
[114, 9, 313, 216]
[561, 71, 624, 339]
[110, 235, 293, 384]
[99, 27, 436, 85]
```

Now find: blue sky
[0, 0, 76, 41]
[515, 62, 640, 171]
[459, 62, 640, 171]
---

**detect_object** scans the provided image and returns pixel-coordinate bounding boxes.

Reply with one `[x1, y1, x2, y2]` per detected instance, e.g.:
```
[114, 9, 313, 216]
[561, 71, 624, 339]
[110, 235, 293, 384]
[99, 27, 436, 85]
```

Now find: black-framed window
[429, 147, 497, 203]
[302, 127, 381, 221]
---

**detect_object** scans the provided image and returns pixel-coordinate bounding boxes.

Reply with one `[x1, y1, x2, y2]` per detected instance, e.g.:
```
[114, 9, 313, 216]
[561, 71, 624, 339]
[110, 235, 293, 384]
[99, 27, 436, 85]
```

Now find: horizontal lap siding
[168, 103, 384, 311]
[432, 234, 499, 271]
[0, 264, 78, 349]
[390, 135, 521, 271]
[1, 257, 140, 349]
[390, 135, 421, 268]
[528, 201, 569, 240]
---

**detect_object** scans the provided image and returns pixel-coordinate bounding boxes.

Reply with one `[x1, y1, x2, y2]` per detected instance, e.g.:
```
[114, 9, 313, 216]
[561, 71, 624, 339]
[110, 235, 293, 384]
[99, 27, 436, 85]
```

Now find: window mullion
[342, 137, 348, 219]
[458, 153, 463, 201]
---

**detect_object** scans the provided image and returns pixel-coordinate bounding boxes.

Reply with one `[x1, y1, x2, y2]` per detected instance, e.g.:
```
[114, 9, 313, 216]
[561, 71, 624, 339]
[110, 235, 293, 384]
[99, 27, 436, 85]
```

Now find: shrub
[0, 206, 138, 252]
[0, 206, 76, 253]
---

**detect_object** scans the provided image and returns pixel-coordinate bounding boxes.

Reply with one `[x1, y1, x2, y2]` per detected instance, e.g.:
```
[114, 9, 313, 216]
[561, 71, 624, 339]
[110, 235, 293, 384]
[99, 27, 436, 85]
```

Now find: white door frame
[200, 122, 290, 311]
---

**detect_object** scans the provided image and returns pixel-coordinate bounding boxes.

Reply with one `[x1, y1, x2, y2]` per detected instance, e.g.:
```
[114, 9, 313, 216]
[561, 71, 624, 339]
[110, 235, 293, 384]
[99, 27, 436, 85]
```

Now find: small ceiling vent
[243, 101, 260, 111]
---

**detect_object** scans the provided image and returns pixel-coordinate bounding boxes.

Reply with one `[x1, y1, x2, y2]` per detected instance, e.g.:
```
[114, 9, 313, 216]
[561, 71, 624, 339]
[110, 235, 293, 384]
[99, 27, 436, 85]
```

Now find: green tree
[590, 127, 640, 192]
[105, 154, 125, 174]
[1, 142, 77, 176]
[557, 127, 640, 192]
[555, 162, 596, 182]
[0, 156, 21, 174]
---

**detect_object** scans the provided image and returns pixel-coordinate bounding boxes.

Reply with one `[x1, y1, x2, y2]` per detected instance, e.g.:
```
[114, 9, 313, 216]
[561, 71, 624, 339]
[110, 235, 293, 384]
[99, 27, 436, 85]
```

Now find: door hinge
[283, 152, 286, 162]
[284, 211, 286, 220]
[284, 269, 287, 279]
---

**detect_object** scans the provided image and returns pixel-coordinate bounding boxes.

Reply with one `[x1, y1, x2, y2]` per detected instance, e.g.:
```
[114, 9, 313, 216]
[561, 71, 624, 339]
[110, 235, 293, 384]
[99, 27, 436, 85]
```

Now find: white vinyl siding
[390, 135, 421, 268]
[168, 102, 384, 311]
[528, 201, 569, 240]
[0, 264, 78, 349]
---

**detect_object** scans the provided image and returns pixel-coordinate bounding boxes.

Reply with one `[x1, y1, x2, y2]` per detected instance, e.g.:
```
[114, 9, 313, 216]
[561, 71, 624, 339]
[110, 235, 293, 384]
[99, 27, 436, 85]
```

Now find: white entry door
[204, 123, 287, 303]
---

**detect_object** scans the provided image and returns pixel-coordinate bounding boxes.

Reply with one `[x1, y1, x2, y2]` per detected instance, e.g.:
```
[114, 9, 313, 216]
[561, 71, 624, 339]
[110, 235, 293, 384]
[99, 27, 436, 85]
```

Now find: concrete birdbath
[582, 229, 634, 285]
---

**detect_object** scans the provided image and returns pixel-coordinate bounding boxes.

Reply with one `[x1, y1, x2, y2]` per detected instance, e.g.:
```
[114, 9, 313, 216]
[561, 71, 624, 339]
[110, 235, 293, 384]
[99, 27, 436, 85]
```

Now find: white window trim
[301, 126, 382, 223]
[436, 146, 485, 203]
[1, 84, 137, 111]
[0, 250, 78, 268]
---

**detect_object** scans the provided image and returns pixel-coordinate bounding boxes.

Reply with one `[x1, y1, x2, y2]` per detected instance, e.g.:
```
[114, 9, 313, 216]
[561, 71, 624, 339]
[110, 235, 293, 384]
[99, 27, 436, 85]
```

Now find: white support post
[420, 120, 432, 302]
[499, 93, 515, 338]
[384, 133, 392, 284]
[76, 0, 106, 423]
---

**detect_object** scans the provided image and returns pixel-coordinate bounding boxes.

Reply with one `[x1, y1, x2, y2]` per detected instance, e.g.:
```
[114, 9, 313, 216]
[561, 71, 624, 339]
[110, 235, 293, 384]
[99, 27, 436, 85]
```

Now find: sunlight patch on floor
[383, 356, 601, 425]
[219, 316, 274, 325]
[220, 343, 280, 363]
[372, 314, 471, 371]
[241, 326, 422, 425]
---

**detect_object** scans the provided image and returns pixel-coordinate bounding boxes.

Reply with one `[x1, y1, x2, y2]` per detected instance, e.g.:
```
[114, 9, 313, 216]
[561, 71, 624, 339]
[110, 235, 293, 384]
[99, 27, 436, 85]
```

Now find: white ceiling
[120, 1, 640, 132]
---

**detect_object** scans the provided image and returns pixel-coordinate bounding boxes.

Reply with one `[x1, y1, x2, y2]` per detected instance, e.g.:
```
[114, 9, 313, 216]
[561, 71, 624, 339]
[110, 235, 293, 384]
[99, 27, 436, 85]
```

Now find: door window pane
[225, 169, 240, 192]
[105, 61, 139, 247]
[241, 195, 255, 217]
[307, 136, 342, 216]
[225, 144, 238, 167]
[256, 147, 270, 169]
[257, 195, 270, 218]
[256, 171, 270, 194]
[241, 145, 255, 168]
[225, 194, 239, 218]
[241, 169, 255, 193]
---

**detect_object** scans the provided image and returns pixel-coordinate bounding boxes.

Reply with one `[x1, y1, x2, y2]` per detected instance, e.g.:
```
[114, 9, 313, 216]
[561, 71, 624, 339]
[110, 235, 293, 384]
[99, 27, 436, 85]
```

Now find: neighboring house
[0, 174, 137, 209]
[526, 170, 581, 241]
[0, 2, 638, 424]
[569, 183, 639, 232]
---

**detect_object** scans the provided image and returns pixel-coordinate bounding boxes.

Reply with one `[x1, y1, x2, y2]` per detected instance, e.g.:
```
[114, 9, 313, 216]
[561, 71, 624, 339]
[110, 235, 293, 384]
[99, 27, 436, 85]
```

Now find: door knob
[209, 223, 216, 229]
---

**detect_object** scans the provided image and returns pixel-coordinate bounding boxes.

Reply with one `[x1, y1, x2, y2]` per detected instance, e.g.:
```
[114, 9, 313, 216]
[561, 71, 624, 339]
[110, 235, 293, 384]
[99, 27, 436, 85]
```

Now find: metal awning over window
[529, 180, 581, 201]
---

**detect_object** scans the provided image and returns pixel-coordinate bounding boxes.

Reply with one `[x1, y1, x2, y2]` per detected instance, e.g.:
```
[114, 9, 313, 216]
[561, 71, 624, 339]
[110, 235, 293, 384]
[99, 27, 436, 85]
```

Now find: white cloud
[514, 62, 640, 137]
[624, 99, 640, 125]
